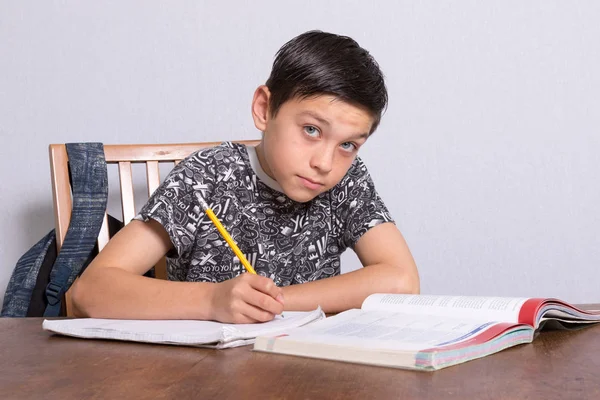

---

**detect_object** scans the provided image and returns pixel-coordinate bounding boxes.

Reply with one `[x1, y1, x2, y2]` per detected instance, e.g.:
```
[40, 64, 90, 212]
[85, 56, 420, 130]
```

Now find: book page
[43, 318, 224, 344]
[219, 309, 325, 343]
[42, 308, 324, 347]
[538, 304, 600, 324]
[274, 309, 504, 352]
[362, 294, 528, 323]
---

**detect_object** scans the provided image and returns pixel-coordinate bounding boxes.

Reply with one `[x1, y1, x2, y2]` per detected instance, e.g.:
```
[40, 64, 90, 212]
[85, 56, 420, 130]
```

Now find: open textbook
[42, 308, 324, 349]
[254, 294, 600, 371]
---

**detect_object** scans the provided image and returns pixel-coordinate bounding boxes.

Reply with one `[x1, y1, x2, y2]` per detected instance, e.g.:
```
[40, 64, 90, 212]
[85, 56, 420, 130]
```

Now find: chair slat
[48, 145, 72, 251]
[146, 161, 161, 197]
[98, 212, 110, 250]
[103, 141, 258, 162]
[118, 161, 136, 225]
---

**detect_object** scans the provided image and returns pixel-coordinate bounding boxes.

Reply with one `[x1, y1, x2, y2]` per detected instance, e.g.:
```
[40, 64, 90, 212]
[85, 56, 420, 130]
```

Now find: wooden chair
[49, 140, 260, 315]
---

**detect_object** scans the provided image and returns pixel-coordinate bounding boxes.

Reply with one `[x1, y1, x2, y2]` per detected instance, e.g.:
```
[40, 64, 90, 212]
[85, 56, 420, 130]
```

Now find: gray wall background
[1, 1, 598, 304]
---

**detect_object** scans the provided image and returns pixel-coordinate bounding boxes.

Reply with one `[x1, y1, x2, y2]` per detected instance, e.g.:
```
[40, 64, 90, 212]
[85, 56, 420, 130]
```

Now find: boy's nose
[309, 146, 334, 173]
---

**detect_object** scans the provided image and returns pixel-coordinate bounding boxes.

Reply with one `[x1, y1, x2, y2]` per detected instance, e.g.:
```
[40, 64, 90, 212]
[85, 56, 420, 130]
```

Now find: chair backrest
[49, 141, 259, 314]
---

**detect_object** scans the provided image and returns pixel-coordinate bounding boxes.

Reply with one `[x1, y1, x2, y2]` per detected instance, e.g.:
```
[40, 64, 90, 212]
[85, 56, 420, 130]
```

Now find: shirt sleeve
[333, 157, 395, 250]
[135, 150, 215, 259]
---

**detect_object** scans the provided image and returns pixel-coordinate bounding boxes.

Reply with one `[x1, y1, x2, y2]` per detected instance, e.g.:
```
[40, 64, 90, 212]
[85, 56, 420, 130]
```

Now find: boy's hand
[208, 273, 284, 323]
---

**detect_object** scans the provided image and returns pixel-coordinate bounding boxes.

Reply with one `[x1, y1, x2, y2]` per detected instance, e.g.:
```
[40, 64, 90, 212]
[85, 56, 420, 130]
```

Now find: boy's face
[253, 86, 374, 203]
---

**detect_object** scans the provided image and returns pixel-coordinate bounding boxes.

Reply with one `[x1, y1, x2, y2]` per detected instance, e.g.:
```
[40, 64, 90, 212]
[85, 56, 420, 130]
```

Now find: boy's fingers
[244, 287, 284, 316]
[247, 275, 283, 302]
[239, 302, 275, 323]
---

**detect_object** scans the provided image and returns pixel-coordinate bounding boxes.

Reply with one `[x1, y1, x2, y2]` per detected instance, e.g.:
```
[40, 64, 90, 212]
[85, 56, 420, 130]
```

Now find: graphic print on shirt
[137, 142, 393, 286]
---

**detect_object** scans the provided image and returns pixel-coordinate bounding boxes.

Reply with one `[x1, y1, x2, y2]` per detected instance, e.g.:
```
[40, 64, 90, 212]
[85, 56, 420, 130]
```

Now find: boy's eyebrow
[298, 111, 370, 140]
[347, 132, 370, 141]
[298, 111, 331, 126]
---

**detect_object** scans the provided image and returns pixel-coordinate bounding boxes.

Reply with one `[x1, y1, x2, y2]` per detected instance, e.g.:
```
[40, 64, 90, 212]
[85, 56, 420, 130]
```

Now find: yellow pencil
[197, 195, 257, 275]
[198, 194, 284, 318]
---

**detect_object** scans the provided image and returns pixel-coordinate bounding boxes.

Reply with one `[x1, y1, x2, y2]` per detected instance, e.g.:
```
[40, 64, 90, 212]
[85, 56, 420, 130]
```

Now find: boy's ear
[251, 85, 271, 132]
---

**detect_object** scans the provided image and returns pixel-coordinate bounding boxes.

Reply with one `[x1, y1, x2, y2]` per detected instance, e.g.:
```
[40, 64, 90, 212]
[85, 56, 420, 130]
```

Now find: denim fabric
[1, 143, 108, 317]
[1, 231, 55, 317]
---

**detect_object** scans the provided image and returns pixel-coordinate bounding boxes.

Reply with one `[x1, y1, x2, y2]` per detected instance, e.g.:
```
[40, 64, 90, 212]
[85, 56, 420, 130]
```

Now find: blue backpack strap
[1, 230, 56, 317]
[44, 143, 108, 317]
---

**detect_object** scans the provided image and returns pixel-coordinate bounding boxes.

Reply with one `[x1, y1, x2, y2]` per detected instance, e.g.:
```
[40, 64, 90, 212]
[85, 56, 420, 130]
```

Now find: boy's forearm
[282, 263, 420, 313]
[71, 267, 216, 320]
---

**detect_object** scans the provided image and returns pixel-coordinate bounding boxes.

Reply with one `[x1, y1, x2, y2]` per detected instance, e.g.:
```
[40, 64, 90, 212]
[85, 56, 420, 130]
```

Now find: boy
[71, 30, 420, 323]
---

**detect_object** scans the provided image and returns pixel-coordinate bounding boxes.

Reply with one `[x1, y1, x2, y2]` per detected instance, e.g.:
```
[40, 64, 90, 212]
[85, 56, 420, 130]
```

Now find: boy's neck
[246, 144, 284, 193]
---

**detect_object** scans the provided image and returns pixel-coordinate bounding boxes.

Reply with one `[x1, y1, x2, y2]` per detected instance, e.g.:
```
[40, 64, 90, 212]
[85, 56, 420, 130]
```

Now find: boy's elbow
[405, 279, 420, 294]
[406, 269, 420, 294]
[396, 278, 420, 295]
[69, 278, 95, 318]
[390, 266, 420, 294]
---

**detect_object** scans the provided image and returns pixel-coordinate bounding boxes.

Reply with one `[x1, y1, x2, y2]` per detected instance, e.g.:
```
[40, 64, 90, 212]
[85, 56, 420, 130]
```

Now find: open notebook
[43, 308, 324, 349]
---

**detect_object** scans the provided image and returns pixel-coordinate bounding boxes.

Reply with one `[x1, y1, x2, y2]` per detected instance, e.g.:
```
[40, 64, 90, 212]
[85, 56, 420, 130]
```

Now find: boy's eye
[340, 142, 357, 152]
[304, 126, 320, 137]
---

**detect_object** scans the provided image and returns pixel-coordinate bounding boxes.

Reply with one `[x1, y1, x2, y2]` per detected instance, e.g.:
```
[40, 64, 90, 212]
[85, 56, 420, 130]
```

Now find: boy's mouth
[297, 176, 324, 190]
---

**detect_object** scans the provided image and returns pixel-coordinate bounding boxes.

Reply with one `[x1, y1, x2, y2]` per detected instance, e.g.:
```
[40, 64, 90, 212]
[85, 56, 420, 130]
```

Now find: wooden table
[1, 316, 600, 399]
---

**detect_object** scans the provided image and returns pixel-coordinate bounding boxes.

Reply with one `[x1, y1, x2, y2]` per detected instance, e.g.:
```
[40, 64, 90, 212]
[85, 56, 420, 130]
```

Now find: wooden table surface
[1, 316, 600, 400]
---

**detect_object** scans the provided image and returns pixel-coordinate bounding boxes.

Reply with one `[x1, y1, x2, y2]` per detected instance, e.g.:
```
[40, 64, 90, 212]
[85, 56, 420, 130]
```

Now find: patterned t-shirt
[136, 142, 393, 286]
